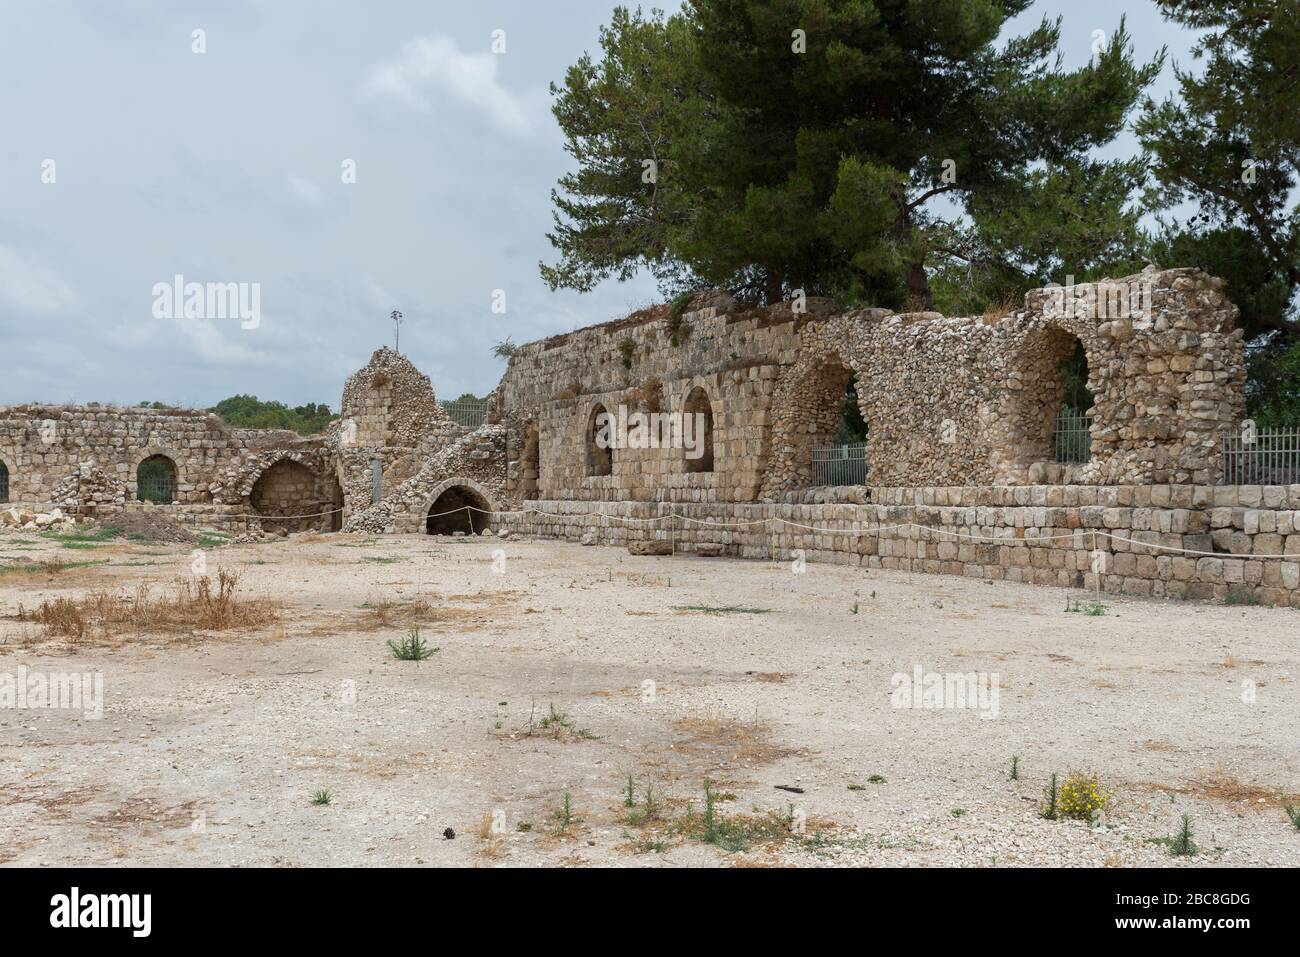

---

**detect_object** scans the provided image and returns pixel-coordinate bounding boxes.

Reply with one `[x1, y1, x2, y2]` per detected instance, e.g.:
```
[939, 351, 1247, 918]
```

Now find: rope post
[1091, 530, 1102, 605]
[465, 505, 474, 536]
[670, 504, 676, 555]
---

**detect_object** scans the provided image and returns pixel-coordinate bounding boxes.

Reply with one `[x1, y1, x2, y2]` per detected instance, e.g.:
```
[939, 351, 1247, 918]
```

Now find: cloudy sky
[0, 0, 1195, 409]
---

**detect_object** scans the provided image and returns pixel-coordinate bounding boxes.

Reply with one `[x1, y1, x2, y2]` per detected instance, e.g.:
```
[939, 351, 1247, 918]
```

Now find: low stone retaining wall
[500, 485, 1300, 608]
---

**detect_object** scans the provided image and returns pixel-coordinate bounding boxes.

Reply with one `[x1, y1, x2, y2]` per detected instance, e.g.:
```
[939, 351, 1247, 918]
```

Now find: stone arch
[586, 402, 612, 477]
[421, 477, 499, 536]
[135, 452, 180, 503]
[0, 452, 13, 504]
[764, 345, 868, 492]
[1003, 322, 1100, 477]
[250, 457, 331, 534]
[129, 447, 185, 503]
[682, 385, 716, 473]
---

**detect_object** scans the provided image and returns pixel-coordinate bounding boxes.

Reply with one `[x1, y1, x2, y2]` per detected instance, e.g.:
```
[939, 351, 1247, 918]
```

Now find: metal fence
[137, 455, 177, 503]
[1221, 426, 1300, 485]
[812, 442, 868, 486]
[1053, 408, 1093, 464]
[440, 398, 488, 429]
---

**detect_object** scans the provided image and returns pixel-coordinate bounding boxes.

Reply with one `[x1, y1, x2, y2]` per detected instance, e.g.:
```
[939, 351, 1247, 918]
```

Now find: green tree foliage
[209, 395, 337, 435]
[1138, 0, 1300, 342]
[1137, 0, 1300, 419]
[544, 1, 1159, 309]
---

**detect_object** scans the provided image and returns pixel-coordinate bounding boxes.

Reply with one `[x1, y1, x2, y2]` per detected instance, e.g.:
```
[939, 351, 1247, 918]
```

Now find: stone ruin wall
[492, 267, 1246, 503]
[0, 405, 339, 536]
[334, 348, 462, 504]
[4, 265, 1289, 605]
[500, 483, 1300, 607]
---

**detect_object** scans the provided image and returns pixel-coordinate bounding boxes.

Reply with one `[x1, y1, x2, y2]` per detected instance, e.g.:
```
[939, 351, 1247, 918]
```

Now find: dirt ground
[1, 528, 1298, 868]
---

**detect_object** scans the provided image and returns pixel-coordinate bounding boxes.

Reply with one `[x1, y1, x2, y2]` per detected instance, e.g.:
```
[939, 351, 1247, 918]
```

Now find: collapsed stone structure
[5, 266, 1298, 604]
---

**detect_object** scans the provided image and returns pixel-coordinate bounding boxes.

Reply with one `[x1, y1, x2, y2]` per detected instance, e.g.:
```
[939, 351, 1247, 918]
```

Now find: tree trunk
[764, 269, 785, 305]
[905, 261, 932, 311]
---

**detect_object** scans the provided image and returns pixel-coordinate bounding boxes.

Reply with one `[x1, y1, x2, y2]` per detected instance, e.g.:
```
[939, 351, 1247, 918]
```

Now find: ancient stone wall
[342, 426, 507, 534]
[0, 404, 339, 534]
[492, 267, 1246, 501]
[501, 484, 1300, 607]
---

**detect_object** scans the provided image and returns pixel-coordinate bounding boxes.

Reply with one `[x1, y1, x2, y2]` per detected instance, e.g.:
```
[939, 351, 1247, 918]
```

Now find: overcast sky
[0, 0, 1196, 409]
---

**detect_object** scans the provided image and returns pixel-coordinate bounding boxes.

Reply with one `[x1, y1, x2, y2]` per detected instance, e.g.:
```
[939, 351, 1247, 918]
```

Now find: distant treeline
[138, 395, 339, 435]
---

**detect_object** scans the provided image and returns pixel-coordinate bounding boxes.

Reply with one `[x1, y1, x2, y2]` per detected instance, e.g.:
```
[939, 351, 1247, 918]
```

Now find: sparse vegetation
[554, 792, 574, 834]
[1165, 814, 1198, 857]
[1010, 755, 1020, 781]
[672, 604, 772, 615]
[387, 626, 438, 661]
[492, 338, 518, 359]
[311, 790, 332, 806]
[618, 337, 636, 369]
[1065, 598, 1107, 616]
[1284, 803, 1300, 830]
[1224, 586, 1263, 607]
[1056, 771, 1109, 822]
[18, 569, 277, 642]
[1041, 772, 1060, 820]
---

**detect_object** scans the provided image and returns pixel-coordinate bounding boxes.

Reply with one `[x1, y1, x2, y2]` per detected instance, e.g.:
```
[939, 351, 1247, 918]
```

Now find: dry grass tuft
[671, 714, 803, 769]
[980, 297, 1019, 324]
[361, 596, 437, 628]
[18, 569, 278, 642]
[1140, 771, 1297, 809]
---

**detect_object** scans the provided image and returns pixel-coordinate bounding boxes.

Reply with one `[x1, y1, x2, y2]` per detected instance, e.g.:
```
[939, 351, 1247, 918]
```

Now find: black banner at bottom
[0, 866, 1283, 941]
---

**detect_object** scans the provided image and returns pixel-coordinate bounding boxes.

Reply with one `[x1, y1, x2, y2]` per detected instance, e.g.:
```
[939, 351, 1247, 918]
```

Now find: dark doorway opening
[426, 486, 490, 535]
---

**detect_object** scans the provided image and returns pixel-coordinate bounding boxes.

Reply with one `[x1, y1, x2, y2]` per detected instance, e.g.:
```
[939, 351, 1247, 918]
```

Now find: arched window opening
[809, 364, 868, 486]
[1054, 339, 1093, 463]
[137, 455, 177, 503]
[587, 404, 612, 477]
[427, 486, 490, 535]
[683, 387, 715, 473]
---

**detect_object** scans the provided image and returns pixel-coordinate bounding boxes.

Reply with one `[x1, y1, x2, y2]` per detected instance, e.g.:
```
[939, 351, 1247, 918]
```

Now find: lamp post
[390, 310, 403, 353]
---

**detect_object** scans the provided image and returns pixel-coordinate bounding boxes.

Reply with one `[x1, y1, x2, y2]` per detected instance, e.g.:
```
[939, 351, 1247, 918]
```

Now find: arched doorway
[587, 403, 612, 477]
[251, 459, 325, 534]
[798, 356, 867, 487]
[137, 455, 178, 503]
[426, 485, 490, 535]
[1013, 327, 1094, 466]
[683, 387, 715, 473]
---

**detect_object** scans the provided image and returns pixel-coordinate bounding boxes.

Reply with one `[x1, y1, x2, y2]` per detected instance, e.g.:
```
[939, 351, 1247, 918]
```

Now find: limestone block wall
[501, 484, 1300, 607]
[0, 404, 342, 534]
[490, 268, 1246, 502]
[0, 404, 281, 507]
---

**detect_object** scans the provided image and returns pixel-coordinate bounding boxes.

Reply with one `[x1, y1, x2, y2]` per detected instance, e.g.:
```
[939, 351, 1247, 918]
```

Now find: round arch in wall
[419, 476, 500, 536]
